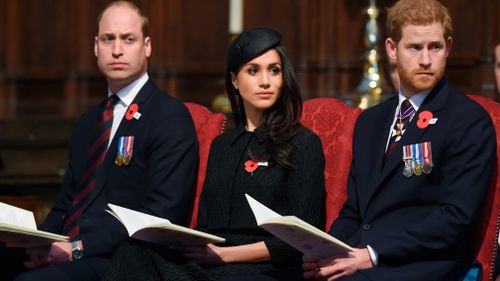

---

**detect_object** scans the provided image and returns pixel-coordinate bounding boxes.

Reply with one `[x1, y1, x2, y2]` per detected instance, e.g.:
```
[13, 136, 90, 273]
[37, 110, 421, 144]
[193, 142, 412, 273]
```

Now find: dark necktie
[385, 99, 415, 157]
[63, 94, 119, 239]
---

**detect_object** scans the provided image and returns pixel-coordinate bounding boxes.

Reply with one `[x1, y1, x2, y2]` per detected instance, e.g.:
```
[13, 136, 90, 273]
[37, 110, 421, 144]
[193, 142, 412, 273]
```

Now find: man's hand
[303, 248, 373, 281]
[24, 241, 73, 269]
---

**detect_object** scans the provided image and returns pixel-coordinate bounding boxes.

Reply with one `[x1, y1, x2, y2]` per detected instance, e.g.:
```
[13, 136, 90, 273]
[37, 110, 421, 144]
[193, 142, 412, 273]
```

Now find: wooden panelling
[245, 0, 300, 60]
[0, 0, 497, 118]
[179, 1, 228, 68]
[0, 0, 5, 71]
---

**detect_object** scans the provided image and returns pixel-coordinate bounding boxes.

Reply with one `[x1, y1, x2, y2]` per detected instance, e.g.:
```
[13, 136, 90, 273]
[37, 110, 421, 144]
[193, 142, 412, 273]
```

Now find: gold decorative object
[211, 91, 232, 113]
[212, 0, 244, 113]
[357, 0, 384, 109]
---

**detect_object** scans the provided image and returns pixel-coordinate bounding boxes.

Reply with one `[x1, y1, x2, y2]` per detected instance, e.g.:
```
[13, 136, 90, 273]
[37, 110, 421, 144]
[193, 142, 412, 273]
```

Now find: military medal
[123, 136, 134, 166]
[422, 141, 433, 174]
[123, 156, 130, 166]
[115, 155, 124, 166]
[402, 145, 413, 177]
[413, 162, 423, 176]
[116, 136, 134, 166]
[403, 142, 433, 176]
[392, 121, 404, 142]
[412, 143, 423, 176]
[115, 137, 125, 166]
[422, 161, 432, 174]
[403, 162, 413, 177]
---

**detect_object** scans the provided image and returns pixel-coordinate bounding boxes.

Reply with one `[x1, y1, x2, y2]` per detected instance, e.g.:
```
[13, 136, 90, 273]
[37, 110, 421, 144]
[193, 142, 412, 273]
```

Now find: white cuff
[366, 245, 379, 266]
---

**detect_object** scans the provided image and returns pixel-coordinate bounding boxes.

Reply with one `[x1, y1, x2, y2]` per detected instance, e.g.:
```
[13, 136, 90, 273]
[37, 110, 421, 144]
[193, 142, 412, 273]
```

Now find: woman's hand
[179, 243, 226, 266]
[178, 241, 271, 266]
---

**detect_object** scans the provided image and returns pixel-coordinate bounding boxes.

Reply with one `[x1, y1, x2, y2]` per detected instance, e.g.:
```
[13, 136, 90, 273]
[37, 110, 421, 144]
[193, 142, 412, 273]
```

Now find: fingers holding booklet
[245, 194, 353, 258]
[0, 202, 68, 248]
[106, 204, 225, 247]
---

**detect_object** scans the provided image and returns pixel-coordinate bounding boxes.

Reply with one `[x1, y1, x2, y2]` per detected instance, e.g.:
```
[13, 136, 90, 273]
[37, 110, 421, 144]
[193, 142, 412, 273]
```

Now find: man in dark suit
[303, 0, 496, 280]
[8, 1, 198, 281]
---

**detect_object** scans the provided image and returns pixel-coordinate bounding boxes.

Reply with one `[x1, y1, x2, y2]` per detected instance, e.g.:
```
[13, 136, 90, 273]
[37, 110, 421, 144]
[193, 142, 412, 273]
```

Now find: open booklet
[245, 194, 353, 257]
[0, 202, 69, 247]
[106, 204, 225, 246]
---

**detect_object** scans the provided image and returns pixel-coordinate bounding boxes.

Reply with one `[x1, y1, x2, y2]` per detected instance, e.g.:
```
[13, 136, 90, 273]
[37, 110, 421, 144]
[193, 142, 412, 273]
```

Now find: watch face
[73, 248, 84, 260]
[71, 242, 84, 260]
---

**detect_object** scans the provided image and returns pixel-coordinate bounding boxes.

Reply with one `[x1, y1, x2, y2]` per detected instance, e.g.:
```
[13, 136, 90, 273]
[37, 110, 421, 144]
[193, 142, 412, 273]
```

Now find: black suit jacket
[40, 79, 198, 259]
[329, 79, 496, 281]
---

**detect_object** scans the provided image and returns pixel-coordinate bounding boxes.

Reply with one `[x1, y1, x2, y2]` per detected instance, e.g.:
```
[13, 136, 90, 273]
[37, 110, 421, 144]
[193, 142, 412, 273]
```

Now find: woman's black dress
[104, 124, 326, 281]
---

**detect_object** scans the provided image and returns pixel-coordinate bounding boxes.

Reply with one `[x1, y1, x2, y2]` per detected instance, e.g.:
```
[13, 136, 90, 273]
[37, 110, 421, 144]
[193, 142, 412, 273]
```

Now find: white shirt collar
[398, 88, 431, 112]
[107, 72, 149, 106]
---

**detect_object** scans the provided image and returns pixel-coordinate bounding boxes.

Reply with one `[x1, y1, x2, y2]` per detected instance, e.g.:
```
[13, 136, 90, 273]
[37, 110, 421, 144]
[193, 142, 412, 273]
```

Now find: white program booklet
[0, 202, 68, 247]
[245, 194, 353, 257]
[107, 204, 225, 246]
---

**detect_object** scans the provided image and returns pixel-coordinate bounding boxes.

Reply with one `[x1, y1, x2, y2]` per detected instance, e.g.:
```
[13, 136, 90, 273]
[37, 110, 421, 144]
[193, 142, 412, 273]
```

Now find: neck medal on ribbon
[402, 141, 433, 177]
[115, 136, 135, 166]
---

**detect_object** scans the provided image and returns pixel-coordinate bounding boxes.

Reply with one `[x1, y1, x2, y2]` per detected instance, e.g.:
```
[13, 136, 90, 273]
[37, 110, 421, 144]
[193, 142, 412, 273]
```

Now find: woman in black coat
[104, 27, 326, 281]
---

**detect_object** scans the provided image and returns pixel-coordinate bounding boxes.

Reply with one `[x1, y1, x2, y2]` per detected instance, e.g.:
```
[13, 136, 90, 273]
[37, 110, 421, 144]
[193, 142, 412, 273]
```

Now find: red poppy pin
[416, 111, 433, 129]
[244, 160, 268, 175]
[125, 103, 141, 121]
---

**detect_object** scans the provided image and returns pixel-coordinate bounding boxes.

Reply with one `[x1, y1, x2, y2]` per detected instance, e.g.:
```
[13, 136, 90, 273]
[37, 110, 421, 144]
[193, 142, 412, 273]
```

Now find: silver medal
[403, 159, 413, 177]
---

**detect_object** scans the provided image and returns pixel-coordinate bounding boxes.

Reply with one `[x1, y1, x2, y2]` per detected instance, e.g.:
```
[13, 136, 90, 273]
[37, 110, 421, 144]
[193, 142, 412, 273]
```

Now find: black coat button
[362, 224, 371, 230]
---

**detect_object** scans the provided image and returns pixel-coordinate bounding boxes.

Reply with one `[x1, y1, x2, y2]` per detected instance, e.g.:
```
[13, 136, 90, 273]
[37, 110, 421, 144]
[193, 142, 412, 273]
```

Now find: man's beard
[397, 62, 445, 95]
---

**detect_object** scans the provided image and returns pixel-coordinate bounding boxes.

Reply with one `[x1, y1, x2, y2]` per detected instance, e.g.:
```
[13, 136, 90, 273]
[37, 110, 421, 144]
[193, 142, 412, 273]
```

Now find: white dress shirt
[107, 73, 149, 148]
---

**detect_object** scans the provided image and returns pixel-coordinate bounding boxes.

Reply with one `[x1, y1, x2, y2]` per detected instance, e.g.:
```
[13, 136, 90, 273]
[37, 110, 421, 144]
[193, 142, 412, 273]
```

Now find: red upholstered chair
[184, 102, 226, 228]
[184, 98, 361, 231]
[185, 96, 500, 281]
[300, 98, 362, 230]
[466, 95, 500, 281]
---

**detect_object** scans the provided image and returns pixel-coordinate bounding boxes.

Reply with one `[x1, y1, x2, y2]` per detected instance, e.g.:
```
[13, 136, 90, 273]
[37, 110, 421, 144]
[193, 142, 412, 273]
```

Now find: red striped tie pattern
[385, 99, 415, 157]
[62, 95, 119, 239]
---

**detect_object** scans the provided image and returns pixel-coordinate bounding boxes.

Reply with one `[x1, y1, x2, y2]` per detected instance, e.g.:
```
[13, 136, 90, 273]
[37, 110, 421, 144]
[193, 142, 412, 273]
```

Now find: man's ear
[94, 36, 99, 57]
[144, 37, 152, 58]
[444, 36, 453, 58]
[385, 38, 397, 60]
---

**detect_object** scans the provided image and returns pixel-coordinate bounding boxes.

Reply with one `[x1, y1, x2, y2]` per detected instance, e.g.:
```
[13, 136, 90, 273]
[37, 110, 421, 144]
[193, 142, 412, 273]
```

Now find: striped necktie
[385, 99, 415, 157]
[63, 94, 119, 239]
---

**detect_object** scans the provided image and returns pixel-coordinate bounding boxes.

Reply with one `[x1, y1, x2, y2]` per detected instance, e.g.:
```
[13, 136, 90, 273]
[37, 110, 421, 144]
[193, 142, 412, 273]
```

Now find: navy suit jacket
[40, 79, 198, 260]
[329, 79, 496, 281]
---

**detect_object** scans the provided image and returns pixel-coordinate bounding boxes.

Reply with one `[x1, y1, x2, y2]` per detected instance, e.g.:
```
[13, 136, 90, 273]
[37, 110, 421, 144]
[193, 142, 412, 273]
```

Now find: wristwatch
[71, 241, 84, 260]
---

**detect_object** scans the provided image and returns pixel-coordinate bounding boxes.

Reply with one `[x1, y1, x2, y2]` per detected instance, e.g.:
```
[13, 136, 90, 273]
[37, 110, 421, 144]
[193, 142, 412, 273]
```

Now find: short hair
[96, 1, 150, 37]
[386, 0, 453, 43]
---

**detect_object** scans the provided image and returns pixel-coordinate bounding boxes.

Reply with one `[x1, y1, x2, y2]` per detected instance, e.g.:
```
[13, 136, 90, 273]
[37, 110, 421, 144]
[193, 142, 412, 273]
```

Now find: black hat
[226, 28, 282, 73]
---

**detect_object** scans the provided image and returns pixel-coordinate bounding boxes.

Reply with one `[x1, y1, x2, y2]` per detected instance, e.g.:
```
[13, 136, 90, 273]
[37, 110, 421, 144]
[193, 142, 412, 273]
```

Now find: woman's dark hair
[225, 45, 303, 168]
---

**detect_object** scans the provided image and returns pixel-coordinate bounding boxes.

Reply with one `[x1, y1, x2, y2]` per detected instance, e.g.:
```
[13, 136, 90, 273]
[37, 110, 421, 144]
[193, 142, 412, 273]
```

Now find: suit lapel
[87, 79, 156, 205]
[360, 97, 398, 209]
[369, 79, 449, 199]
[373, 97, 399, 174]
